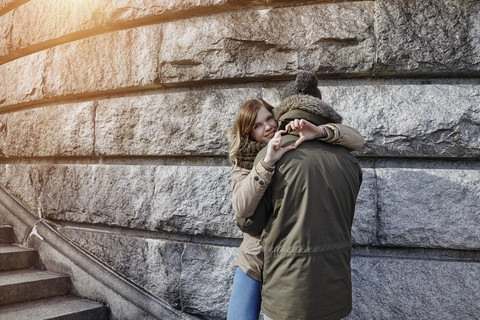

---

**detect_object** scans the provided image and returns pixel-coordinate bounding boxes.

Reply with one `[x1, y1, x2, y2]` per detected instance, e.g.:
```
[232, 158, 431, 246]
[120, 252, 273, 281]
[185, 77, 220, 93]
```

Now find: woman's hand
[286, 119, 327, 148]
[263, 130, 296, 166]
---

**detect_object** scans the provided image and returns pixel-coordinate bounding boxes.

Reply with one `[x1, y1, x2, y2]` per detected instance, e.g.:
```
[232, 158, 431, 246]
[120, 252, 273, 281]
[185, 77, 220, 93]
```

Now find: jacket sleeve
[236, 195, 271, 236]
[231, 160, 274, 219]
[319, 123, 365, 151]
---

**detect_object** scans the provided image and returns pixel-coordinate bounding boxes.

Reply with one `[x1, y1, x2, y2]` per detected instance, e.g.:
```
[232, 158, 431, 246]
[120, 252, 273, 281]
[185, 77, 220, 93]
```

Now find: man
[250, 72, 363, 320]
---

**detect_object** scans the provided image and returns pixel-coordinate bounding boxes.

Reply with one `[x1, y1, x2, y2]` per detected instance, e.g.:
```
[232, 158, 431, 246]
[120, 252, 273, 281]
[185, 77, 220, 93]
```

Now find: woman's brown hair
[228, 98, 275, 165]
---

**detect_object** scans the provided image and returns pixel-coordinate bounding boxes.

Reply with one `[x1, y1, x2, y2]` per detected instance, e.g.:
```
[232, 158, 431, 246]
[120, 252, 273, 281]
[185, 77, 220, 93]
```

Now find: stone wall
[1, 0, 479, 319]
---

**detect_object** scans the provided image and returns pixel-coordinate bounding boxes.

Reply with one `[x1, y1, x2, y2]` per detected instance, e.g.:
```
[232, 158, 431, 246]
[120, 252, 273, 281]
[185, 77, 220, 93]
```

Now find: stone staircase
[0, 225, 108, 319]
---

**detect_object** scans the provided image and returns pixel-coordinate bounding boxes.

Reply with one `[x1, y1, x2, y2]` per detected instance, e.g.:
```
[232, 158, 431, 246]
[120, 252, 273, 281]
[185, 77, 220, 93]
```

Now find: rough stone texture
[0, 0, 179, 61]
[2, 0, 319, 63]
[0, 163, 378, 242]
[4, 159, 480, 251]
[0, 86, 263, 158]
[0, 164, 241, 237]
[152, 165, 237, 237]
[0, 2, 375, 109]
[180, 243, 236, 319]
[159, 2, 375, 83]
[8, 159, 480, 251]
[265, 81, 480, 158]
[46, 26, 162, 95]
[351, 167, 377, 246]
[349, 256, 480, 319]
[376, 160, 480, 250]
[58, 227, 237, 320]
[376, 0, 480, 73]
[0, 8, 12, 57]
[323, 82, 480, 158]
[4, 80, 479, 159]
[0, 0, 24, 13]
[59, 228, 185, 309]
[40, 165, 158, 228]
[0, 165, 44, 218]
[0, 50, 48, 108]
[2, 0, 480, 108]
[0, 102, 95, 157]
[0, 26, 162, 109]
[95, 87, 261, 156]
[4, 0, 480, 77]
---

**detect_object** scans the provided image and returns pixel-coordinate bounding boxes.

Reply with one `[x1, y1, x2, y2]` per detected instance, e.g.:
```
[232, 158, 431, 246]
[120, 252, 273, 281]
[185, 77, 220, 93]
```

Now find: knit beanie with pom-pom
[276, 71, 342, 128]
[281, 71, 322, 100]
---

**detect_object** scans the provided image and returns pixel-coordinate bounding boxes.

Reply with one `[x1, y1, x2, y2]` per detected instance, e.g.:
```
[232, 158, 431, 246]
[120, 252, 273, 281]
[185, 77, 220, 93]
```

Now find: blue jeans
[227, 267, 261, 320]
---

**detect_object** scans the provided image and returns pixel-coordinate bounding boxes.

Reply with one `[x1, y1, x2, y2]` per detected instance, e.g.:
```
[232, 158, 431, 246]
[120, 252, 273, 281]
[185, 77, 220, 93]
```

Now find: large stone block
[39, 165, 157, 228]
[0, 102, 94, 157]
[324, 82, 480, 158]
[349, 255, 480, 319]
[180, 243, 236, 319]
[45, 26, 162, 95]
[159, 2, 375, 83]
[4, 0, 479, 76]
[0, 50, 48, 108]
[152, 165, 239, 237]
[375, 0, 480, 73]
[59, 227, 185, 309]
[7, 0, 115, 57]
[376, 160, 480, 250]
[0, 26, 162, 109]
[95, 87, 261, 156]
[264, 80, 480, 158]
[58, 227, 237, 319]
[0, 86, 263, 158]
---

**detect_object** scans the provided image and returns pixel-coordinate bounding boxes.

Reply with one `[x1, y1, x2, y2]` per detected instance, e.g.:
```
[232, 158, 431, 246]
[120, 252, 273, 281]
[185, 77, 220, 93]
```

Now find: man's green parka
[252, 94, 363, 320]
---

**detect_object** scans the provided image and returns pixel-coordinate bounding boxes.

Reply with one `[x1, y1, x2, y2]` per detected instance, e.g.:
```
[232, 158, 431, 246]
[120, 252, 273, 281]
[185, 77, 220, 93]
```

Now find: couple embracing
[226, 72, 363, 320]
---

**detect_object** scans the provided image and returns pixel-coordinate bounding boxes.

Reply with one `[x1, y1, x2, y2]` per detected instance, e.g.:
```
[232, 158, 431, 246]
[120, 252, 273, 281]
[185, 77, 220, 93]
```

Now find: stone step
[0, 269, 69, 306]
[0, 244, 38, 271]
[0, 295, 108, 320]
[0, 225, 13, 245]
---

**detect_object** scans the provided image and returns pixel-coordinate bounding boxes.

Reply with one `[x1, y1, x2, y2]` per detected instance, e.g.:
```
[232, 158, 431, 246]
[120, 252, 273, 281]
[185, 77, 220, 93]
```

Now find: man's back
[254, 134, 362, 320]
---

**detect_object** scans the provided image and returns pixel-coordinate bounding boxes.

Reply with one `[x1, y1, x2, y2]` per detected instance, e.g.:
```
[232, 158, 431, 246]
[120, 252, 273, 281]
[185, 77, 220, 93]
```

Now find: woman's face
[250, 106, 277, 144]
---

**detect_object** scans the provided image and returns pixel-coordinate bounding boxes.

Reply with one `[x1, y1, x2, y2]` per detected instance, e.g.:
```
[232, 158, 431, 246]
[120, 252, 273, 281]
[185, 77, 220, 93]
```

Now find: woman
[226, 98, 364, 320]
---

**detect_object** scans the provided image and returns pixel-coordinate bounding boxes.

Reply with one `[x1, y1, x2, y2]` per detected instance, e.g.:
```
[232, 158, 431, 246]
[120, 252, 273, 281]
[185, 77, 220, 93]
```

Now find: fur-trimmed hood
[275, 94, 342, 128]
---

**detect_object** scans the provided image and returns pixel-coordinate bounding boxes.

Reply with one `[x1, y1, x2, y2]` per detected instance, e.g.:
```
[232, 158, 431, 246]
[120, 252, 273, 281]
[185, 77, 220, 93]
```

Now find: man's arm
[287, 120, 365, 150]
[320, 123, 365, 150]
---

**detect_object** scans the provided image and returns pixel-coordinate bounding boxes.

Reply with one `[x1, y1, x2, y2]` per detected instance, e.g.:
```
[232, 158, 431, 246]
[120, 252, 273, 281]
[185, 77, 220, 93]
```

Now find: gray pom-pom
[281, 71, 322, 100]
